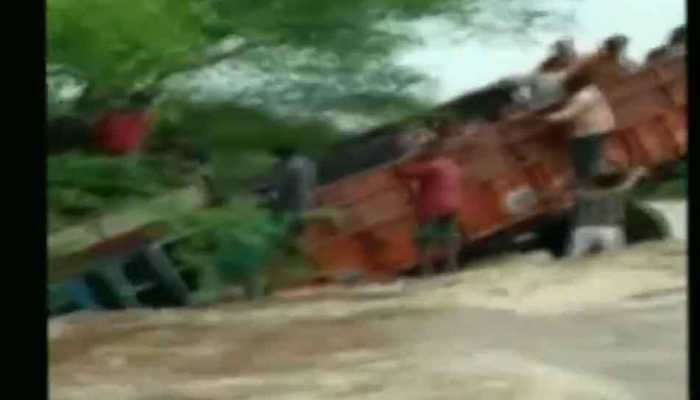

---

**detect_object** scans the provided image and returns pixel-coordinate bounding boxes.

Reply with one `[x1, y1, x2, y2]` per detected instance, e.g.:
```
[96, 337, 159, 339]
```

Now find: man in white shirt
[541, 78, 638, 257]
[543, 78, 616, 187]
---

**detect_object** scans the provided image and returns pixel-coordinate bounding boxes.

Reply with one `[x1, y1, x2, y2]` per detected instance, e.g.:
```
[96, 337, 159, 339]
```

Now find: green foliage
[151, 101, 342, 197]
[203, 0, 568, 58]
[48, 153, 191, 198]
[154, 101, 340, 154]
[648, 180, 686, 199]
[47, 0, 575, 303]
[634, 161, 687, 200]
[167, 199, 309, 300]
[48, 0, 571, 117]
[48, 0, 210, 97]
[47, 153, 199, 232]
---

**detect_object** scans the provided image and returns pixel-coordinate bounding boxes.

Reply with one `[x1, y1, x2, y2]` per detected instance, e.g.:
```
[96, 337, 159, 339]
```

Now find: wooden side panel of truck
[300, 54, 686, 281]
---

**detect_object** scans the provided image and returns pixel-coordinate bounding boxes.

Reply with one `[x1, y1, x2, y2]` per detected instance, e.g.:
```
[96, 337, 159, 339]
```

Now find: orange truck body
[300, 54, 687, 282]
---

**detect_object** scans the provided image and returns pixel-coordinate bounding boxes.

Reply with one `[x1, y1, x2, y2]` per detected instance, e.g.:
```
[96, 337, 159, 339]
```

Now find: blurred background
[48, 1, 687, 398]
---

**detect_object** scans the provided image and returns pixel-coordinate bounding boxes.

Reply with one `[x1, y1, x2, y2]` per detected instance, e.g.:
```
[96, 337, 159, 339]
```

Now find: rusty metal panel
[304, 235, 370, 278]
[613, 87, 674, 130]
[662, 109, 687, 155]
[625, 118, 677, 166]
[358, 219, 418, 273]
[607, 69, 659, 104]
[667, 78, 687, 107]
[457, 180, 504, 238]
[315, 169, 399, 206]
[656, 57, 686, 83]
[300, 54, 687, 282]
[345, 189, 414, 232]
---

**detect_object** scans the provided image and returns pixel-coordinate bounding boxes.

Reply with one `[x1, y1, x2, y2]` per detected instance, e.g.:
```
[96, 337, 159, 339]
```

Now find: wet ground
[50, 237, 686, 400]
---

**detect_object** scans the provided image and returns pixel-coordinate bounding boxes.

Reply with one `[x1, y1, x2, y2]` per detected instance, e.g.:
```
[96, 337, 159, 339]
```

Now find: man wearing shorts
[396, 141, 463, 276]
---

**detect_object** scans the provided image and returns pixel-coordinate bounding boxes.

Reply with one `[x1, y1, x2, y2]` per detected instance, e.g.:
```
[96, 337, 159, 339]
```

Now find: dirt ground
[49, 235, 687, 400]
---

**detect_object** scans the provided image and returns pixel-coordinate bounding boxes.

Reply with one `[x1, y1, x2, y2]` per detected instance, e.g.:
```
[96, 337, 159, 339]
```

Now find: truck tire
[625, 201, 670, 244]
[537, 213, 574, 259]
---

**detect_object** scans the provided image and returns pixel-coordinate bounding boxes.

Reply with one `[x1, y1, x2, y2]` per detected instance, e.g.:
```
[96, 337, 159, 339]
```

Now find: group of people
[535, 24, 685, 77]
[270, 26, 686, 277]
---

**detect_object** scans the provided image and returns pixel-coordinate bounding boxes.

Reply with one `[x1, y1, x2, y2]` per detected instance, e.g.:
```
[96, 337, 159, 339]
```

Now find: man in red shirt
[92, 91, 155, 156]
[396, 140, 464, 276]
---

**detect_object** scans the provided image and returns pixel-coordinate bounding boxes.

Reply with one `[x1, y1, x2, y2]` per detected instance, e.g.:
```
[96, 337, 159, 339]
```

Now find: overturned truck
[300, 53, 687, 282]
[47, 50, 686, 313]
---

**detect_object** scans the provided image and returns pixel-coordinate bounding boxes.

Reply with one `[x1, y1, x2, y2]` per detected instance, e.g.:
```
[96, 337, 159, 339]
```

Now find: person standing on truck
[537, 38, 578, 73]
[396, 140, 463, 276]
[511, 70, 569, 113]
[511, 39, 576, 113]
[601, 34, 638, 72]
[666, 25, 686, 56]
[542, 76, 616, 187]
[646, 26, 686, 64]
[568, 35, 637, 91]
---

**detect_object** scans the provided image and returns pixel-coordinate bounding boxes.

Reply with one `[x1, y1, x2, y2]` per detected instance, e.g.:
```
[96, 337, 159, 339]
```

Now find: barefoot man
[396, 140, 463, 275]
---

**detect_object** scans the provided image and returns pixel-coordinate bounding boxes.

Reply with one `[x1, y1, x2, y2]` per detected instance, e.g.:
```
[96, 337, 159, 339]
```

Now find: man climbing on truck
[540, 73, 649, 257]
[505, 38, 576, 114]
[396, 140, 463, 276]
[542, 74, 616, 187]
[540, 75, 618, 255]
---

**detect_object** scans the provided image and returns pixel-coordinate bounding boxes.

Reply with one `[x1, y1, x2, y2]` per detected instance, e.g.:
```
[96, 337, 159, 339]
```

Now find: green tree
[48, 0, 572, 121]
[47, 0, 575, 299]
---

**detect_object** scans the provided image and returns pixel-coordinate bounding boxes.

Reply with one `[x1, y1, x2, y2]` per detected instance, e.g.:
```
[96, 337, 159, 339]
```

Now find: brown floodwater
[50, 240, 687, 400]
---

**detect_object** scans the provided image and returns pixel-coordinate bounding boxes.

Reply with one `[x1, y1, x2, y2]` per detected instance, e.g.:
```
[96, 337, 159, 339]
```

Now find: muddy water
[50, 240, 686, 400]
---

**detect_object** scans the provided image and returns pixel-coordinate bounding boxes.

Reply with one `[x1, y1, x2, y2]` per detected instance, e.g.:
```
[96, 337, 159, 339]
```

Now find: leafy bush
[167, 199, 316, 300]
[47, 153, 200, 231]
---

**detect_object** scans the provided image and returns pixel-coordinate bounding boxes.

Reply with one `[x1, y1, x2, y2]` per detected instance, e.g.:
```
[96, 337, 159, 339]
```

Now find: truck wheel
[625, 202, 670, 244]
[537, 214, 574, 259]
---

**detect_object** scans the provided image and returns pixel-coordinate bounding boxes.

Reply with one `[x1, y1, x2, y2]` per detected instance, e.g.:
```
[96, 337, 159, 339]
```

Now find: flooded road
[50, 239, 686, 400]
